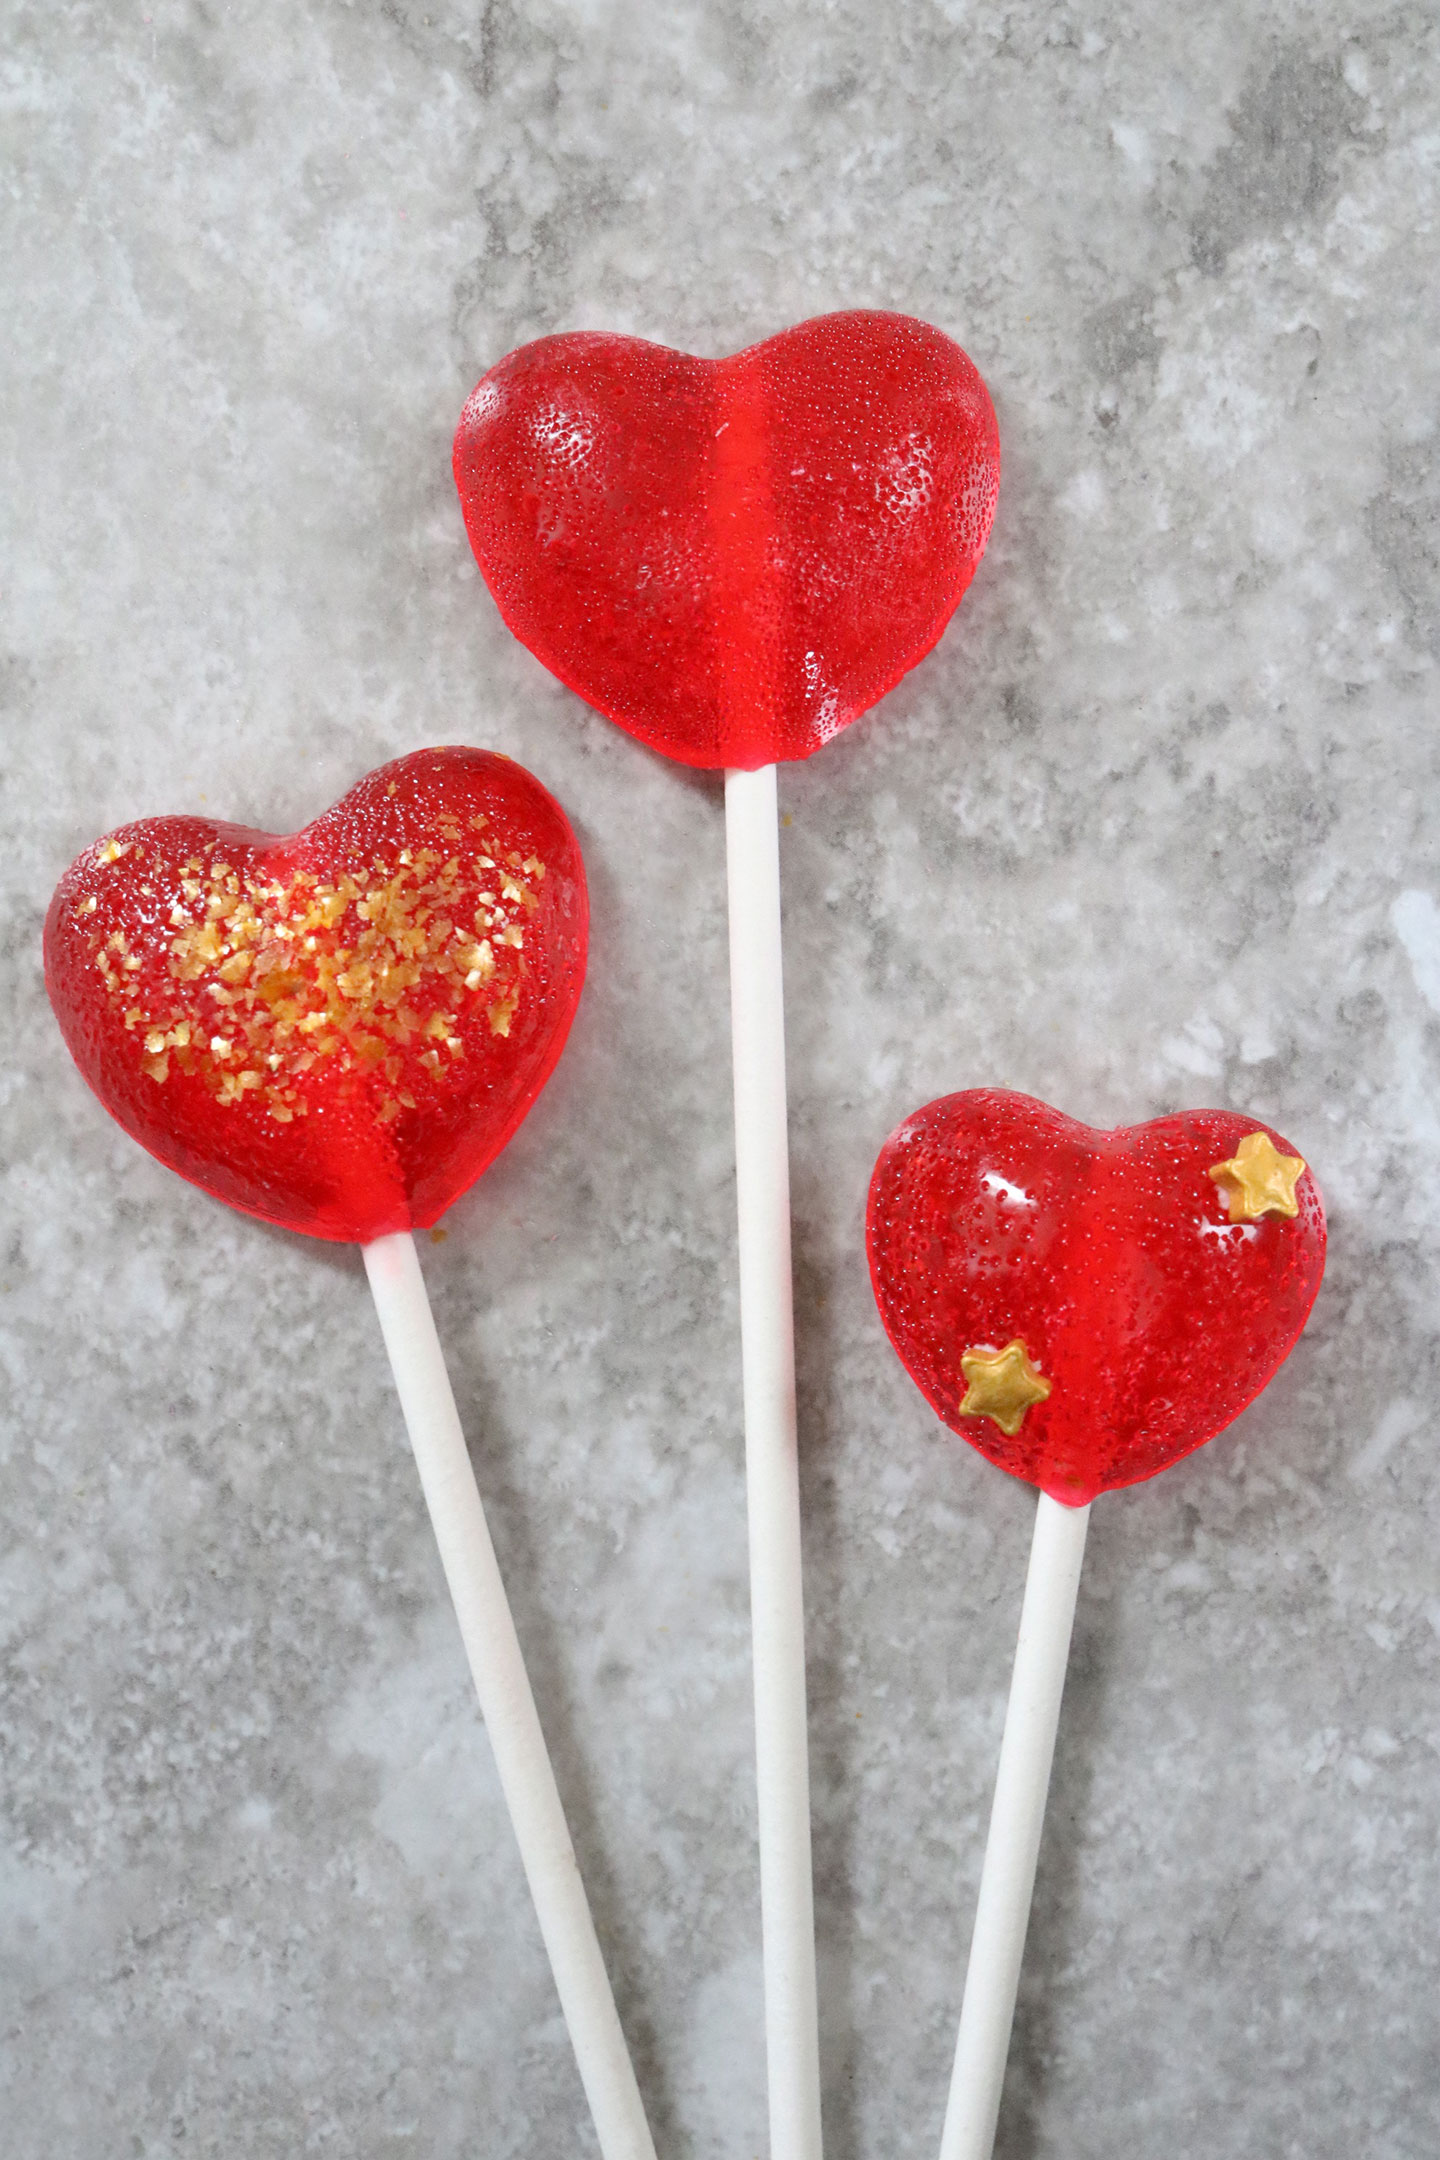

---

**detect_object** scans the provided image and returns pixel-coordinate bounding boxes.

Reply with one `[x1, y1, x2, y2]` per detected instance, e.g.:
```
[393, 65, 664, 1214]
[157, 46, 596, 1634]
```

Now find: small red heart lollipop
[453, 310, 1000, 769]
[867, 1088, 1326, 1507]
[44, 748, 587, 1244]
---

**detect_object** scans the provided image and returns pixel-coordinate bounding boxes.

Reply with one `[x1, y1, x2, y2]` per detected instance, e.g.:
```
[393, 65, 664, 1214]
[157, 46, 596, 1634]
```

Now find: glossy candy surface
[454, 311, 1000, 770]
[867, 1089, 1325, 1506]
[45, 749, 587, 1244]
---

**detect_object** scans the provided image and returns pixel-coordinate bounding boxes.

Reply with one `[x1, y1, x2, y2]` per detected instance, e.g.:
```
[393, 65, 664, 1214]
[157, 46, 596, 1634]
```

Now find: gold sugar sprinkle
[87, 830, 543, 1124]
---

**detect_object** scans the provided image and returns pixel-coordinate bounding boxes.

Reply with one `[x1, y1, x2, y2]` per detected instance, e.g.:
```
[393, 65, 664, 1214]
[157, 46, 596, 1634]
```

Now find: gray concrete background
[3, 3, 1438, 2154]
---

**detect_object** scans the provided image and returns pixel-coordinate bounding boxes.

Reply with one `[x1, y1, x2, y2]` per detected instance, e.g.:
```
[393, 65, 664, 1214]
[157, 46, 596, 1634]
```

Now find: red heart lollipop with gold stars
[867, 1088, 1325, 1506]
[866, 1087, 1325, 2160]
[45, 749, 657, 2160]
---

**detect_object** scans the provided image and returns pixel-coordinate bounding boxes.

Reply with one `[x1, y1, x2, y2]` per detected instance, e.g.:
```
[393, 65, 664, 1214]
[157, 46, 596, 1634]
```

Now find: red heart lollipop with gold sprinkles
[45, 747, 585, 1242]
[866, 1088, 1325, 2160]
[45, 749, 657, 2160]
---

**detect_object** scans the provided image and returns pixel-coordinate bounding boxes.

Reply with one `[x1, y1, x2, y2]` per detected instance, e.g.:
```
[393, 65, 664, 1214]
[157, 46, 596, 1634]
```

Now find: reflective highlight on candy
[45, 748, 588, 1243]
[867, 1089, 1326, 1506]
[454, 311, 1000, 770]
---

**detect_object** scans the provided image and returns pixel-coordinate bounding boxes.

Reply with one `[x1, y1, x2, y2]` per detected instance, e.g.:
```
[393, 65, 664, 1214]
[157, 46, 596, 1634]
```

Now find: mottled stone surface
[3, 3, 1438, 2155]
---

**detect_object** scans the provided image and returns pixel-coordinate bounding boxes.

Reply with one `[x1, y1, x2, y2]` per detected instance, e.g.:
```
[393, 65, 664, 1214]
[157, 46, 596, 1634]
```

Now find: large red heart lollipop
[867, 1089, 1326, 1506]
[453, 310, 1000, 769]
[45, 748, 587, 1243]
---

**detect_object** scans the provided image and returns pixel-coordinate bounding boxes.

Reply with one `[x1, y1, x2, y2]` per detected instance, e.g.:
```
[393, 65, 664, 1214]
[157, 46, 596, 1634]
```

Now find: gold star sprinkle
[959, 1339, 1052, 1437]
[1208, 1131, 1306, 1222]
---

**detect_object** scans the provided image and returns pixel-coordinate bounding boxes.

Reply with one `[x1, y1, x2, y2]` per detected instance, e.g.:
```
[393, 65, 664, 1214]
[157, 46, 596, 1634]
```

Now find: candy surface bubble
[45, 748, 587, 1243]
[454, 311, 1000, 770]
[867, 1089, 1325, 1505]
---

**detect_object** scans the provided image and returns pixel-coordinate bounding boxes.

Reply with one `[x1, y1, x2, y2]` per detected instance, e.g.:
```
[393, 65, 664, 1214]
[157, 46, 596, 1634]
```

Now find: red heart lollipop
[867, 1088, 1326, 1506]
[44, 748, 587, 1244]
[453, 310, 1000, 770]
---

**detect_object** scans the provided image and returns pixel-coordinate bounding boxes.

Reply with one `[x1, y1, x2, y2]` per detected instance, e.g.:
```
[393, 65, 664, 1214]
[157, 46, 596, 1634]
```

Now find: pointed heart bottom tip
[44, 747, 588, 1244]
[866, 1087, 1326, 1505]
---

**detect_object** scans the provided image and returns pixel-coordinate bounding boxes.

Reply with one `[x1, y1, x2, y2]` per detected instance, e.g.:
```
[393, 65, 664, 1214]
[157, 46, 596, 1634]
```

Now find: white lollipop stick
[363, 1231, 657, 2160]
[939, 1490, 1090, 2160]
[724, 763, 823, 2160]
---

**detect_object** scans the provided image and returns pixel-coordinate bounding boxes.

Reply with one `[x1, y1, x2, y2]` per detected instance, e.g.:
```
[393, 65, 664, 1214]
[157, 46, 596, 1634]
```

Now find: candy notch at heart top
[867, 1089, 1325, 1506]
[44, 749, 587, 1244]
[454, 311, 1000, 770]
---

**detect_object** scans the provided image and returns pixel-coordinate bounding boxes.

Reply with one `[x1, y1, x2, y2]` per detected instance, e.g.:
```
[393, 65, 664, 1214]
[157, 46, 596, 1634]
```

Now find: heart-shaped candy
[454, 310, 1000, 770]
[867, 1089, 1325, 1505]
[45, 749, 587, 1244]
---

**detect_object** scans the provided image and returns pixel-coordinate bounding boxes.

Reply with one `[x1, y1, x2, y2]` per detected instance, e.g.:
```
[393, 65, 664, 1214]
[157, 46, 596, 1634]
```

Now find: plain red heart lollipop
[453, 310, 1000, 769]
[867, 1088, 1326, 1507]
[44, 747, 587, 1244]
[454, 309, 1000, 2153]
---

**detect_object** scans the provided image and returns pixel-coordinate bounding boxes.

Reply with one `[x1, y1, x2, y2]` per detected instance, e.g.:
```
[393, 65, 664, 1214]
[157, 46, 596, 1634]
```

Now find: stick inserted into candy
[867, 1088, 1326, 2160]
[455, 312, 1000, 2160]
[44, 748, 656, 2160]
